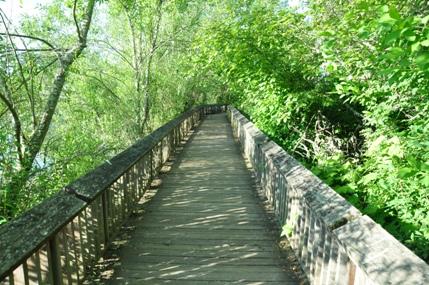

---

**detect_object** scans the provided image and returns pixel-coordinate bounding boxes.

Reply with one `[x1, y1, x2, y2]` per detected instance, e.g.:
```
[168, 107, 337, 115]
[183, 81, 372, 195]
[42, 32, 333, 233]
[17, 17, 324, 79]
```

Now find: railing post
[48, 236, 63, 285]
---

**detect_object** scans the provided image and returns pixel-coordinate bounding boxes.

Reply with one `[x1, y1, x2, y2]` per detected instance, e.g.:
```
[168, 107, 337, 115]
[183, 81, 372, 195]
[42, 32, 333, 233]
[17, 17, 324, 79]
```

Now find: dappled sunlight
[91, 114, 305, 285]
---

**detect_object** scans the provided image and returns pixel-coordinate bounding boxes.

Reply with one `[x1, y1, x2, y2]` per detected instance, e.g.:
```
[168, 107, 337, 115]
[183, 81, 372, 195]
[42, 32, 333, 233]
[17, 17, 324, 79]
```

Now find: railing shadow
[0, 105, 226, 285]
[228, 106, 429, 285]
[86, 115, 305, 284]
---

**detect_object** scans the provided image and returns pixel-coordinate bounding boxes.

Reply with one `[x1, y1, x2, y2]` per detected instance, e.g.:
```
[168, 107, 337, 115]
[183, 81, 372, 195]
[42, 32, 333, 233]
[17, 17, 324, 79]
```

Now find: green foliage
[1, 0, 429, 263]
[0, 0, 213, 222]
[191, 0, 429, 262]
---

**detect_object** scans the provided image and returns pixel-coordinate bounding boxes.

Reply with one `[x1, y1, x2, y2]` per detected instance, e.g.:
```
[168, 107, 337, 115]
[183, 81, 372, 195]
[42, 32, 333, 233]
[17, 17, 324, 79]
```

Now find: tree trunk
[1, 0, 96, 219]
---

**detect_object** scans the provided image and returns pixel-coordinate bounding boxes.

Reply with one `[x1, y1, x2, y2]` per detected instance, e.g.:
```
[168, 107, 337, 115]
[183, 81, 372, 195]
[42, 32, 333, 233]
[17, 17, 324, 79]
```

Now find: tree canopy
[1, 0, 428, 262]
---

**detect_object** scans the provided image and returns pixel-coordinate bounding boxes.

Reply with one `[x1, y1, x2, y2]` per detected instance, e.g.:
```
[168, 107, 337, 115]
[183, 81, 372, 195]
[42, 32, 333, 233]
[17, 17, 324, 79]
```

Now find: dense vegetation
[1, 0, 428, 262]
[0, 0, 222, 221]
[192, 0, 429, 261]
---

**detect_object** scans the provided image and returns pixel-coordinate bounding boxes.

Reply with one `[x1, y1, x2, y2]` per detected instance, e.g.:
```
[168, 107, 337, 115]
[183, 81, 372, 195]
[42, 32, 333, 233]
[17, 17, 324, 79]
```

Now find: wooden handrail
[0, 104, 226, 284]
[227, 106, 429, 285]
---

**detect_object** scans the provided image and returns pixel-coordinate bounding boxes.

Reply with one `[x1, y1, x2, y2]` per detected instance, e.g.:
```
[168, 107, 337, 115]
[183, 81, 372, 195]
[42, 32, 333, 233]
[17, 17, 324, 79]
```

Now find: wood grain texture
[97, 113, 307, 285]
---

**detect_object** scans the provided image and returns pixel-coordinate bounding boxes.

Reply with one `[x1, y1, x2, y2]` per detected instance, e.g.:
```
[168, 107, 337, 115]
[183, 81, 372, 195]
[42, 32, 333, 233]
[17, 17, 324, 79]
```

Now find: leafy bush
[192, 0, 429, 262]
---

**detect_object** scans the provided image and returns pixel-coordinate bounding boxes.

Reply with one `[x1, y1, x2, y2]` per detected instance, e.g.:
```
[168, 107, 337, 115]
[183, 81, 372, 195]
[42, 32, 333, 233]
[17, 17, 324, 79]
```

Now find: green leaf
[363, 203, 379, 215]
[323, 39, 336, 48]
[380, 47, 403, 59]
[420, 162, 429, 172]
[422, 15, 429, 25]
[360, 173, 378, 185]
[318, 31, 333, 37]
[357, 1, 369, 11]
[281, 224, 294, 237]
[377, 67, 397, 76]
[376, 5, 389, 13]
[403, 29, 416, 41]
[421, 40, 429, 47]
[389, 7, 401, 21]
[406, 154, 419, 169]
[400, 58, 411, 67]
[416, 53, 429, 70]
[384, 30, 400, 44]
[378, 13, 397, 25]
[327, 63, 336, 72]
[335, 185, 354, 194]
[419, 176, 429, 187]
[388, 70, 402, 86]
[411, 42, 421, 53]
[398, 167, 418, 178]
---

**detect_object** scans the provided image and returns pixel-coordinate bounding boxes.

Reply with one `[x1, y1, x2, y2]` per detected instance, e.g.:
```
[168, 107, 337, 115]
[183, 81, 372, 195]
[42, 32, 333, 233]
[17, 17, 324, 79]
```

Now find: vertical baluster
[335, 248, 350, 285]
[22, 260, 29, 285]
[301, 206, 311, 273]
[91, 201, 101, 260]
[313, 218, 325, 285]
[69, 220, 81, 284]
[8, 273, 14, 285]
[48, 236, 63, 285]
[102, 191, 110, 244]
[34, 251, 43, 284]
[77, 213, 88, 277]
[325, 236, 339, 285]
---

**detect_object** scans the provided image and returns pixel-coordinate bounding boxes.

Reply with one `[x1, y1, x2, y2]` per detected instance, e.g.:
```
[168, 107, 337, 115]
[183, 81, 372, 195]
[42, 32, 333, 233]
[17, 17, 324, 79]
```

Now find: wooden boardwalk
[92, 113, 306, 285]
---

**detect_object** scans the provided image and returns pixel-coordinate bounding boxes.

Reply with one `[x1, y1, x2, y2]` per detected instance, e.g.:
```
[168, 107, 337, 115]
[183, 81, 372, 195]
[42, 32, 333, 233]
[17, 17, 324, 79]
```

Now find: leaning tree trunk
[1, 0, 96, 219]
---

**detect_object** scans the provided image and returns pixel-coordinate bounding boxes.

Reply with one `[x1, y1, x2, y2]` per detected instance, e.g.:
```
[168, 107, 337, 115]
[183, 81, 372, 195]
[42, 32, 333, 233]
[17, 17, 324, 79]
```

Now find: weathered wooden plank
[116, 242, 280, 253]
[333, 215, 429, 285]
[65, 107, 205, 202]
[126, 237, 283, 247]
[0, 191, 87, 281]
[96, 113, 306, 285]
[99, 280, 298, 285]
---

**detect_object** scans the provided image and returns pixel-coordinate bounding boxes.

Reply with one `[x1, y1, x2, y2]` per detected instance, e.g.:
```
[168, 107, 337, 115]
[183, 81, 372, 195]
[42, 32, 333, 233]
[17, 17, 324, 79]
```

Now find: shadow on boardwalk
[86, 113, 308, 285]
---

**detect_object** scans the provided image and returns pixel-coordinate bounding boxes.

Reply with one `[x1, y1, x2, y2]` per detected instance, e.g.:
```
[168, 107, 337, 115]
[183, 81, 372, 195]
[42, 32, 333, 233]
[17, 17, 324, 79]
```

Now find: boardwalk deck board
[96, 113, 306, 285]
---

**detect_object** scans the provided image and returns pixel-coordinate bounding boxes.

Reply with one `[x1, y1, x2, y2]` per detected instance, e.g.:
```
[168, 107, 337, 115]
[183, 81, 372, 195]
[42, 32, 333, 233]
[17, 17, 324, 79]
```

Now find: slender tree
[0, 0, 97, 218]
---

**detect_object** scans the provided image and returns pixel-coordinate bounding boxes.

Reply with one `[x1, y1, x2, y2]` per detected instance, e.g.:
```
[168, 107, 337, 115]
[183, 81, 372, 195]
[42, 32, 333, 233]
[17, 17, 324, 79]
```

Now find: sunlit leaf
[422, 15, 429, 25]
[384, 30, 400, 44]
[389, 7, 401, 21]
[357, 1, 369, 11]
[416, 53, 429, 70]
[411, 42, 421, 53]
[360, 173, 378, 185]
[376, 5, 389, 13]
[420, 40, 429, 47]
[378, 13, 396, 25]
[281, 224, 294, 237]
[318, 31, 333, 37]
[403, 29, 416, 41]
[406, 154, 419, 169]
[419, 176, 429, 187]
[380, 47, 403, 59]
[398, 167, 418, 178]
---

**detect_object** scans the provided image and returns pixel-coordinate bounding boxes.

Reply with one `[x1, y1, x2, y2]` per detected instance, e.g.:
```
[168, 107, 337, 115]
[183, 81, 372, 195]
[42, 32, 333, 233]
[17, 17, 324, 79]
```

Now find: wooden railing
[228, 106, 429, 285]
[0, 105, 225, 285]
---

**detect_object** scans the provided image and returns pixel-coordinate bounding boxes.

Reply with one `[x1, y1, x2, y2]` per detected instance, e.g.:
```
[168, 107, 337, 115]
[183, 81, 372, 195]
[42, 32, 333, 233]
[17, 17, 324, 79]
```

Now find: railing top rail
[0, 105, 225, 280]
[227, 106, 429, 285]
[65, 106, 205, 202]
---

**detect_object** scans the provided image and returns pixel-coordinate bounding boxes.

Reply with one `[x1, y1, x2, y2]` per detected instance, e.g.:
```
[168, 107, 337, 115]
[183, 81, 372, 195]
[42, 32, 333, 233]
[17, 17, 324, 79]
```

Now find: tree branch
[73, 0, 82, 41]
[0, 32, 56, 51]
[96, 39, 135, 69]
[0, 88, 24, 165]
[0, 12, 35, 128]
